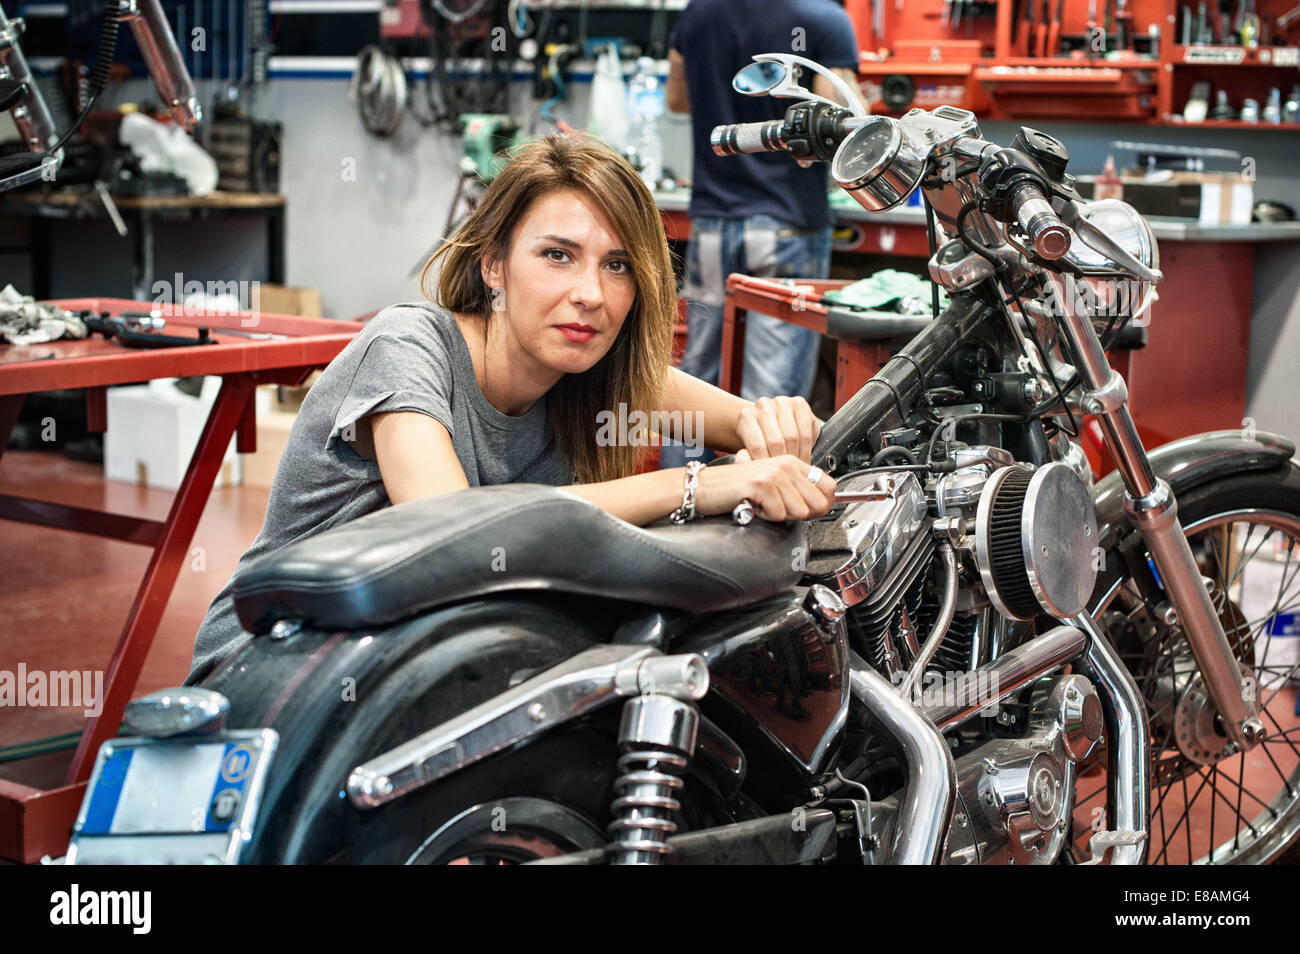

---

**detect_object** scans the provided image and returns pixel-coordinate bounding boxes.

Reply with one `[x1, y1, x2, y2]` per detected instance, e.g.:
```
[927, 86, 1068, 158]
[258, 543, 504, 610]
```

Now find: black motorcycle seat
[232, 483, 808, 634]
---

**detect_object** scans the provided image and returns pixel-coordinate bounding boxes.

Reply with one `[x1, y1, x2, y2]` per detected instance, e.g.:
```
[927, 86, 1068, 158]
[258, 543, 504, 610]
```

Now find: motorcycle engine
[945, 673, 1103, 864]
[807, 444, 1104, 864]
[805, 470, 938, 678]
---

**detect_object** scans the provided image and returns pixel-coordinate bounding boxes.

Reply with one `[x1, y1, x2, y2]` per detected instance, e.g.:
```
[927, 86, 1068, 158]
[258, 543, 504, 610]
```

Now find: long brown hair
[422, 133, 675, 485]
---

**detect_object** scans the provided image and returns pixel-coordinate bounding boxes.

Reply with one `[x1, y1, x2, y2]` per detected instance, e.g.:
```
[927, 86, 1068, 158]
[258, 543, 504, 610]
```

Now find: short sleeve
[325, 323, 455, 452]
[816, 4, 860, 70]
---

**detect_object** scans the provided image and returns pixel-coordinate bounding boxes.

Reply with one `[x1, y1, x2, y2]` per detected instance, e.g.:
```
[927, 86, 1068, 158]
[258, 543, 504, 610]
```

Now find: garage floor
[0, 449, 267, 790]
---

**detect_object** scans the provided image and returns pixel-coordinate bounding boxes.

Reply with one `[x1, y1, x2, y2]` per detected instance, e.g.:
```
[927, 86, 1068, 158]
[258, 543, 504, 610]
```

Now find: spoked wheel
[1071, 466, 1300, 864]
[405, 797, 606, 865]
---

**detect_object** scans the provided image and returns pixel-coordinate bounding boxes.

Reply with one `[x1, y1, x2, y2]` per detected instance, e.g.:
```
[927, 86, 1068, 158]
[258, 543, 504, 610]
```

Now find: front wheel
[1073, 462, 1300, 864]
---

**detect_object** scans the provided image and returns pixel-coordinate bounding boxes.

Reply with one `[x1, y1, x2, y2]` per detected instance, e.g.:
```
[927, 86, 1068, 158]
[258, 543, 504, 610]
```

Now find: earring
[490, 286, 506, 312]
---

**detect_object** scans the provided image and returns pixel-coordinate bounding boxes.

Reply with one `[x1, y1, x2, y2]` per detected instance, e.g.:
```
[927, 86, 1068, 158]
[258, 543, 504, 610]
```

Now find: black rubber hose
[868, 444, 919, 468]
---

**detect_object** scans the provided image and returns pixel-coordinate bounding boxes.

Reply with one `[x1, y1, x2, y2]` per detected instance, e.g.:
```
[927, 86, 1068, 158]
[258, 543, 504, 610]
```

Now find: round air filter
[975, 463, 1099, 621]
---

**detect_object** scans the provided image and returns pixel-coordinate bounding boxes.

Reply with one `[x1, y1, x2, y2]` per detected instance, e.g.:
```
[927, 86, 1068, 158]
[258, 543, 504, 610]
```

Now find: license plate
[66, 729, 278, 865]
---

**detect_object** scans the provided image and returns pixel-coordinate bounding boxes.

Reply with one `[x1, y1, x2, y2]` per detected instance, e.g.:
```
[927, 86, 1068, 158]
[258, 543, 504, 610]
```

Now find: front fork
[1044, 274, 1265, 749]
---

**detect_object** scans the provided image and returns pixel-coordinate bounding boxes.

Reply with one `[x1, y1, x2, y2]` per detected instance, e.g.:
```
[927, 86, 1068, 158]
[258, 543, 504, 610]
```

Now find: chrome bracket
[347, 644, 708, 810]
[1081, 371, 1129, 416]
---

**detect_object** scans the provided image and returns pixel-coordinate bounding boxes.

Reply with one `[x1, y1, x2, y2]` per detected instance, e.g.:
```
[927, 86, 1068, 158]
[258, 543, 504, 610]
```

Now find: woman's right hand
[694, 451, 837, 523]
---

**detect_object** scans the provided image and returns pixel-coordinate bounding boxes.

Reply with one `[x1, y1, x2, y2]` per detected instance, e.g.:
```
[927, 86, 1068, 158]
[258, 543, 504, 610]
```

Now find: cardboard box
[256, 283, 323, 318]
[1077, 172, 1254, 224]
[240, 409, 299, 489]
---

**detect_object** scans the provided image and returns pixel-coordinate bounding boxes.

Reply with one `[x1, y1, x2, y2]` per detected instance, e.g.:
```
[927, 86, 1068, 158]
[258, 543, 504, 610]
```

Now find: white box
[1236, 536, 1300, 691]
[104, 376, 241, 490]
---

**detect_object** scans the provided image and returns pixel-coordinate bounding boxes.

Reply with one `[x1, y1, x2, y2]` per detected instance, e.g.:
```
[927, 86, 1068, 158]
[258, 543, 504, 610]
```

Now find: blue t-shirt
[672, 0, 859, 230]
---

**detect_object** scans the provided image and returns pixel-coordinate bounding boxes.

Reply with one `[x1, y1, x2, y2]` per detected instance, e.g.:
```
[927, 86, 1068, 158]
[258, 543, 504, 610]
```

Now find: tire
[1077, 460, 1300, 864]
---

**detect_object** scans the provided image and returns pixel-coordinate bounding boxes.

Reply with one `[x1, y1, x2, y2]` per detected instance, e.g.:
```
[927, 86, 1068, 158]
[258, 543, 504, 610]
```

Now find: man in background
[661, 0, 863, 467]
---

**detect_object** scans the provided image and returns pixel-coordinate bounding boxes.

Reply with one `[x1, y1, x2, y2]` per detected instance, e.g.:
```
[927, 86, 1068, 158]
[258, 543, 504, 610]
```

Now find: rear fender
[201, 596, 605, 863]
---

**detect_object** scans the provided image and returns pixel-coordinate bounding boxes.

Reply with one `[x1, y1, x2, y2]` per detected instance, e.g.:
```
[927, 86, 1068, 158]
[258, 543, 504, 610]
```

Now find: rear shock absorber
[606, 655, 709, 865]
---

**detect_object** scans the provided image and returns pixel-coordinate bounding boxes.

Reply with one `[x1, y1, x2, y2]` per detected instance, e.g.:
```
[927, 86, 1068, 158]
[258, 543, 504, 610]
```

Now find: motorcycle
[65, 54, 1300, 866]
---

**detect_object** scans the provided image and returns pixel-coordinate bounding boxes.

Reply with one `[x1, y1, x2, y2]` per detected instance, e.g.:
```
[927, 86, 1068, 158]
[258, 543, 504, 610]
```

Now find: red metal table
[0, 299, 362, 863]
[721, 276, 904, 410]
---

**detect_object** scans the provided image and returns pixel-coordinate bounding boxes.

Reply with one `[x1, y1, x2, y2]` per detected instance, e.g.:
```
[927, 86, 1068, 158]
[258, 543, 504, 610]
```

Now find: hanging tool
[1115, 0, 1133, 50]
[1047, 0, 1066, 54]
[1242, 0, 1261, 46]
[1279, 3, 1300, 42]
[1181, 4, 1193, 44]
[872, 0, 885, 47]
[1195, 1, 1212, 43]
[1088, 0, 1101, 55]
[1036, 0, 1050, 55]
[1022, 0, 1036, 55]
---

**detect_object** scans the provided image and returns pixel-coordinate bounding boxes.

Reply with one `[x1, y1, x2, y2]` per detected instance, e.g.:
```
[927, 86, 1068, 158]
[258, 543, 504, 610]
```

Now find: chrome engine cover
[945, 674, 1103, 865]
[806, 471, 927, 607]
[934, 445, 1015, 518]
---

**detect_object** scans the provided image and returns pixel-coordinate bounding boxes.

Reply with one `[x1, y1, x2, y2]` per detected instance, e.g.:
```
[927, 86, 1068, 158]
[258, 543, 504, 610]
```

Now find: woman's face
[482, 187, 638, 377]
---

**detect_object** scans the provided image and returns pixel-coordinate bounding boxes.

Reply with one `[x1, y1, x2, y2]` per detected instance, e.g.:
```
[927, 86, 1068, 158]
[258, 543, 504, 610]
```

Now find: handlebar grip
[711, 120, 788, 157]
[1013, 183, 1072, 261]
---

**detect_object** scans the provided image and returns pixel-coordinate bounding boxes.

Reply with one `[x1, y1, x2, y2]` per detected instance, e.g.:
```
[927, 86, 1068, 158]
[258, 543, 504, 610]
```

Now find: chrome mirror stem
[744, 52, 867, 117]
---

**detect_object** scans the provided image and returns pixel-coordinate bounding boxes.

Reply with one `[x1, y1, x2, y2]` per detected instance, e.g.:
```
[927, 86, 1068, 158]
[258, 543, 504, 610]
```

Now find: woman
[187, 133, 835, 683]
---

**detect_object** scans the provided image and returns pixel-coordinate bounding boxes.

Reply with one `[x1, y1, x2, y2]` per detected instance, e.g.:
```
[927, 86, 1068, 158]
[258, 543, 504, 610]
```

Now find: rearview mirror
[732, 61, 787, 97]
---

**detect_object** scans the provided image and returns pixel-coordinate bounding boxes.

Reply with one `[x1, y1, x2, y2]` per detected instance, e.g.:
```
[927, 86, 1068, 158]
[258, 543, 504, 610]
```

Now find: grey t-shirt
[186, 301, 574, 682]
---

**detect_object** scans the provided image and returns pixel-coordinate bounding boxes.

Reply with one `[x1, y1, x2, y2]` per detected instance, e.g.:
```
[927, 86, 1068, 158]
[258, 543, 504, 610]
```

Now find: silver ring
[807, 465, 825, 485]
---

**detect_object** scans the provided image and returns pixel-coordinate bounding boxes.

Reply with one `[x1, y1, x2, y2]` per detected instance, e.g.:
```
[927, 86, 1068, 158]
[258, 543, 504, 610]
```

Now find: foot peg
[1079, 829, 1146, 865]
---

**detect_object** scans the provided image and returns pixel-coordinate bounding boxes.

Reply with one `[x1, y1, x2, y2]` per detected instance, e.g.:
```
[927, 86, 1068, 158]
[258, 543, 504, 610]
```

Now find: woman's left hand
[734, 396, 822, 464]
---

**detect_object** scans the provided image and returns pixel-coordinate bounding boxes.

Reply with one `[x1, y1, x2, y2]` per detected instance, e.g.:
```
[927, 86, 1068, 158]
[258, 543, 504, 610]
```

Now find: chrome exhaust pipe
[1072, 612, 1150, 864]
[919, 623, 1087, 732]
[884, 619, 1148, 864]
[849, 656, 955, 865]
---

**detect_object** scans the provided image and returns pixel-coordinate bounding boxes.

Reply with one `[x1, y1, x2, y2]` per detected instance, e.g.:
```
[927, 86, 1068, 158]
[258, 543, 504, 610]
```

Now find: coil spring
[606, 749, 687, 863]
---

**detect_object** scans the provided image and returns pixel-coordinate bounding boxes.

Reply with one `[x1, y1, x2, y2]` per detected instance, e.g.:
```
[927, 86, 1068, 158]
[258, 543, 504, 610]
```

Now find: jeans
[661, 215, 832, 469]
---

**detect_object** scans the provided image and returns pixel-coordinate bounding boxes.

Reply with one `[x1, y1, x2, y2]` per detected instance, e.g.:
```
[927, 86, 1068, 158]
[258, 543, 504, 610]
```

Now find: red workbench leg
[720, 296, 746, 396]
[65, 377, 257, 783]
[85, 387, 107, 433]
[0, 394, 25, 464]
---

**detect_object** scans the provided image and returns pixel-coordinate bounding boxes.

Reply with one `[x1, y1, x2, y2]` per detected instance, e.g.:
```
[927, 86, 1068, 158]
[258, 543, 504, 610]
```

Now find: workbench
[3, 191, 287, 302]
[0, 300, 361, 863]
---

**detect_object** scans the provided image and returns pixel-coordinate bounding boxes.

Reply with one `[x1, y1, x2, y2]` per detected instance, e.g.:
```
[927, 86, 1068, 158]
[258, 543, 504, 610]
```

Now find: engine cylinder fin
[846, 532, 934, 674]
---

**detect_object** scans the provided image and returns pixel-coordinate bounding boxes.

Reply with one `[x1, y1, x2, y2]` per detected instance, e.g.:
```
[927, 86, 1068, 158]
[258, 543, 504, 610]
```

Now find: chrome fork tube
[849, 655, 955, 864]
[1045, 273, 1263, 749]
[0, 4, 58, 151]
[1072, 611, 1150, 864]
